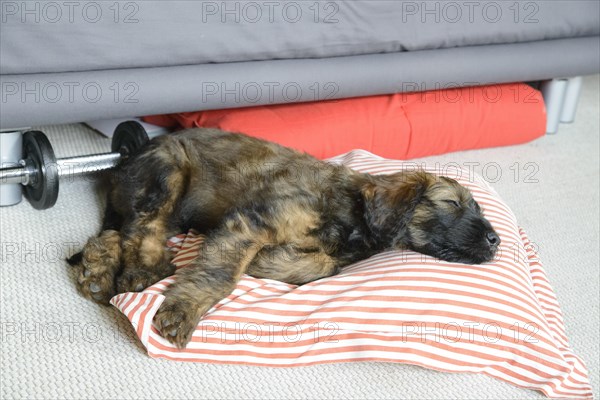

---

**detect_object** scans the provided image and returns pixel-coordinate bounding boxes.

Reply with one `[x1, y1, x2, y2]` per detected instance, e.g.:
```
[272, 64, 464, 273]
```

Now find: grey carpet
[1, 75, 598, 400]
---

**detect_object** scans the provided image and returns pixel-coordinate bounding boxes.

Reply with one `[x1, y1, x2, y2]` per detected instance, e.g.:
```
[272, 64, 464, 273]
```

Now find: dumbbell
[0, 121, 149, 210]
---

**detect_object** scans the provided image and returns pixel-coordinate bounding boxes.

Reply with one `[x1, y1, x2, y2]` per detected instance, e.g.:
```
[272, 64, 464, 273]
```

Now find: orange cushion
[143, 83, 546, 159]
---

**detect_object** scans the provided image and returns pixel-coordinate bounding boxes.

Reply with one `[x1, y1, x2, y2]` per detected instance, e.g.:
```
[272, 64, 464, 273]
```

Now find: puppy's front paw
[153, 297, 201, 349]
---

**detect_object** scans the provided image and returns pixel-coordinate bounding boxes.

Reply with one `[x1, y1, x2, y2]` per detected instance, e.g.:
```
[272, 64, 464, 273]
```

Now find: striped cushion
[111, 150, 591, 399]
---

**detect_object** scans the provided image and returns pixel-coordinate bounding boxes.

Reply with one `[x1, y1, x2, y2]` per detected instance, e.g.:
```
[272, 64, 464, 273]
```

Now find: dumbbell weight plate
[111, 121, 149, 157]
[22, 130, 59, 210]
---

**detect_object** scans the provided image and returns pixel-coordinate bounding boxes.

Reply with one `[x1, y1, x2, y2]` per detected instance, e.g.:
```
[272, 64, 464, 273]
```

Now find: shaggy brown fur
[68, 128, 500, 348]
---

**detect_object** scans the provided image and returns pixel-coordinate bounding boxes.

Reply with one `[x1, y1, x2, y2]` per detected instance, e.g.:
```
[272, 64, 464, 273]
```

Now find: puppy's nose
[486, 232, 500, 247]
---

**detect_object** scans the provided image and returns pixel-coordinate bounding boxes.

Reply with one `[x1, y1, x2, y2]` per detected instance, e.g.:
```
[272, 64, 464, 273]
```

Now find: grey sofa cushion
[1, 0, 598, 74]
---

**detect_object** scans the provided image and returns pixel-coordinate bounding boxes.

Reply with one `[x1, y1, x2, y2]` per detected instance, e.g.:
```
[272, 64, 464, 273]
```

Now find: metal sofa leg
[560, 76, 583, 124]
[540, 76, 583, 134]
[0, 130, 24, 206]
[541, 79, 568, 135]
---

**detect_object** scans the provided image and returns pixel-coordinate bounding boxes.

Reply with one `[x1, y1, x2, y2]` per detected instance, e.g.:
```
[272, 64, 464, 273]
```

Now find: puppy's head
[363, 171, 500, 264]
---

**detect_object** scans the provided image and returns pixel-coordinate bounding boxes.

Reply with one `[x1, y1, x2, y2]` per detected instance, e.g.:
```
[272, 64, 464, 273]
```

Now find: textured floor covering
[1, 75, 598, 399]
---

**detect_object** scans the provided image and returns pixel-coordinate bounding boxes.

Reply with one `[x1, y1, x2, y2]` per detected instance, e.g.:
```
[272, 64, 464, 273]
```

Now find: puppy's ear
[382, 171, 435, 209]
[362, 171, 434, 244]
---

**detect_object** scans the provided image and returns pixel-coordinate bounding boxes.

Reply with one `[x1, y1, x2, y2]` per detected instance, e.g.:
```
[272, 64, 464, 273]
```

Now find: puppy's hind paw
[116, 263, 175, 293]
[69, 230, 121, 305]
[73, 259, 118, 305]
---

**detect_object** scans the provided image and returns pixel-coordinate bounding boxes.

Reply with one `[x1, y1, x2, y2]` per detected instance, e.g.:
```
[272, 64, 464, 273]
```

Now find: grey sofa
[1, 0, 599, 129]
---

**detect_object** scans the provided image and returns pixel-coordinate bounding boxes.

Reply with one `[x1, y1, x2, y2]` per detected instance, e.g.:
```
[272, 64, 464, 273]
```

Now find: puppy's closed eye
[444, 200, 461, 208]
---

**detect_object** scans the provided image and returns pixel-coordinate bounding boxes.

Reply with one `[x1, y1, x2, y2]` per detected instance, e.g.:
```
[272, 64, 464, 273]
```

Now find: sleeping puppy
[68, 128, 500, 348]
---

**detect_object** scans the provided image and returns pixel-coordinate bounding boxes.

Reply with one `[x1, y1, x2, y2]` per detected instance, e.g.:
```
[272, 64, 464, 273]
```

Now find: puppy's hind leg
[116, 141, 190, 294]
[116, 215, 178, 294]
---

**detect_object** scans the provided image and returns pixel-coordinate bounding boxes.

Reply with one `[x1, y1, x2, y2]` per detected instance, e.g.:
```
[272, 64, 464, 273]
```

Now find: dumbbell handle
[0, 152, 121, 185]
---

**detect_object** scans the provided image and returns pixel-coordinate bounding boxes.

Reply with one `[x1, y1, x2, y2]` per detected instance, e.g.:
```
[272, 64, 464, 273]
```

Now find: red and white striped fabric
[111, 150, 592, 399]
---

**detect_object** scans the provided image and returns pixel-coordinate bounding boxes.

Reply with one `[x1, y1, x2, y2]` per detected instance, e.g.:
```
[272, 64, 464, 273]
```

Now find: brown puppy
[68, 128, 500, 348]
